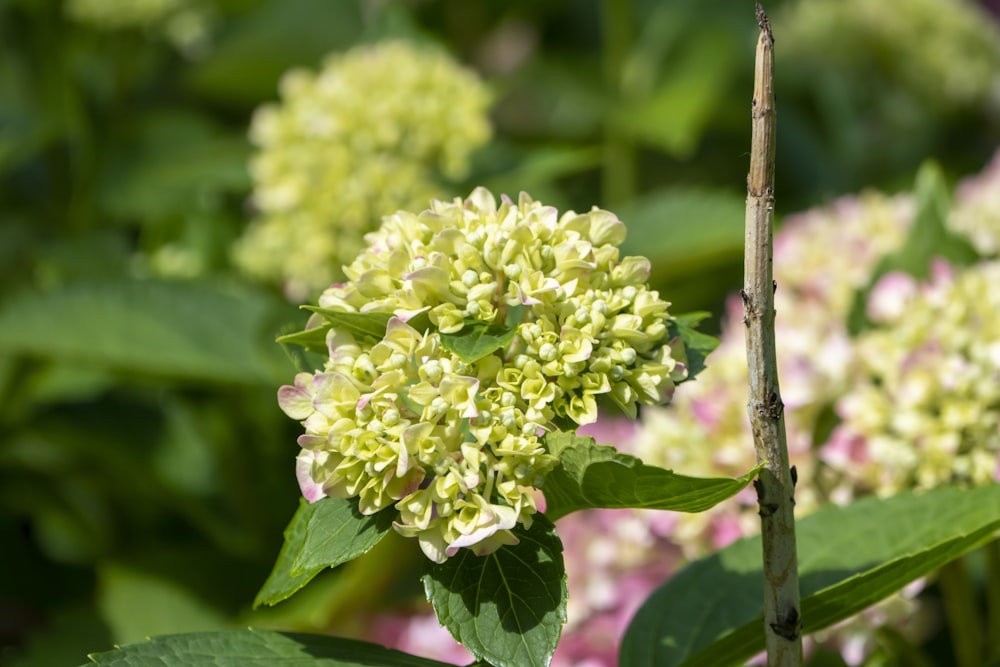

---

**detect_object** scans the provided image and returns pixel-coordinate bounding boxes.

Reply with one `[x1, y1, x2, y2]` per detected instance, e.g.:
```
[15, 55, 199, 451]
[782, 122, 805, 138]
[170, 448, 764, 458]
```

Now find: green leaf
[96, 564, 230, 644]
[84, 628, 455, 666]
[848, 162, 979, 334]
[668, 312, 720, 381]
[422, 515, 567, 667]
[542, 432, 760, 521]
[439, 320, 518, 364]
[617, 187, 747, 285]
[620, 484, 1000, 667]
[9, 602, 111, 667]
[99, 111, 250, 223]
[255, 498, 395, 607]
[610, 29, 738, 158]
[184, 0, 364, 105]
[479, 144, 603, 202]
[0, 280, 290, 385]
[300, 308, 392, 345]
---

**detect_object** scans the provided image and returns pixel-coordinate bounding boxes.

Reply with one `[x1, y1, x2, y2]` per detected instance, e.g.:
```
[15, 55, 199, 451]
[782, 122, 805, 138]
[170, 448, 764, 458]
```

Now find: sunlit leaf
[423, 516, 566, 667]
[255, 498, 395, 608]
[542, 432, 760, 521]
[0, 280, 290, 385]
[621, 484, 1000, 667]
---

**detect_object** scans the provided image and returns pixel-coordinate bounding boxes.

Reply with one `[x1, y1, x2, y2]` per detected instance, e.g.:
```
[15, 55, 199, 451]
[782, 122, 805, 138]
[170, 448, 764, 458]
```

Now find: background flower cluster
[362, 149, 1000, 666]
[235, 40, 492, 300]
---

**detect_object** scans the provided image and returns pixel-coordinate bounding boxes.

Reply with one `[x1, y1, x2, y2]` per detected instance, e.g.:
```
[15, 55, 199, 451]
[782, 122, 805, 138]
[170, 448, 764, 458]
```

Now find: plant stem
[939, 555, 984, 667]
[742, 6, 802, 666]
[601, 0, 636, 207]
[987, 541, 1000, 660]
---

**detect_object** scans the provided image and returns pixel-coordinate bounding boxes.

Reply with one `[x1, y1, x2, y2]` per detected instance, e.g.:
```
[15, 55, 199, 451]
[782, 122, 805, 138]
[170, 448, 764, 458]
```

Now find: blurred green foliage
[0, 0, 997, 664]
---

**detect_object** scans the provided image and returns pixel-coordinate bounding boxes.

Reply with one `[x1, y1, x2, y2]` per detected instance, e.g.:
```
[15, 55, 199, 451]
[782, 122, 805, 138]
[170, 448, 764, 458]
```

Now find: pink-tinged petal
[277, 372, 315, 420]
[512, 281, 542, 305]
[577, 414, 639, 448]
[296, 450, 326, 503]
[689, 398, 722, 432]
[397, 468, 426, 497]
[929, 257, 955, 286]
[366, 613, 474, 665]
[821, 425, 871, 467]
[711, 514, 745, 549]
[866, 271, 918, 323]
[393, 306, 430, 323]
[357, 383, 389, 410]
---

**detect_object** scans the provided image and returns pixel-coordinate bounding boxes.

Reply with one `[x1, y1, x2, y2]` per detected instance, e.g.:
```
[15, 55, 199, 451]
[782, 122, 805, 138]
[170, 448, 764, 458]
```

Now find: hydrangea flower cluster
[626, 190, 915, 552]
[950, 149, 1000, 257]
[827, 261, 1000, 495]
[778, 0, 1000, 110]
[65, 0, 213, 56]
[279, 188, 686, 562]
[236, 41, 492, 300]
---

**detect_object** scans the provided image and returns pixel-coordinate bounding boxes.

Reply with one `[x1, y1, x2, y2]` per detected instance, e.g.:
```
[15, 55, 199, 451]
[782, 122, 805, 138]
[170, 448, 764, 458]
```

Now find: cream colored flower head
[827, 261, 1000, 495]
[236, 40, 492, 300]
[279, 188, 687, 562]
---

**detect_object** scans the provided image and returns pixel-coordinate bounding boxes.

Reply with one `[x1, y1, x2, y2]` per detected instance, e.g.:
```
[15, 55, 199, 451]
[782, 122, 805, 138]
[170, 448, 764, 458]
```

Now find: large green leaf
[184, 0, 364, 105]
[620, 484, 1000, 667]
[542, 433, 760, 521]
[99, 111, 250, 223]
[422, 515, 567, 667]
[96, 564, 231, 644]
[610, 28, 738, 158]
[255, 498, 396, 607]
[83, 629, 454, 666]
[848, 162, 979, 334]
[617, 187, 747, 285]
[0, 280, 290, 385]
[439, 320, 518, 364]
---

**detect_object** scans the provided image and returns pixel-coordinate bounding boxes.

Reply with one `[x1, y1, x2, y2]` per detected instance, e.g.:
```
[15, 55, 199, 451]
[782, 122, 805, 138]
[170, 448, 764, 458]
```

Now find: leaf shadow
[424, 516, 566, 634]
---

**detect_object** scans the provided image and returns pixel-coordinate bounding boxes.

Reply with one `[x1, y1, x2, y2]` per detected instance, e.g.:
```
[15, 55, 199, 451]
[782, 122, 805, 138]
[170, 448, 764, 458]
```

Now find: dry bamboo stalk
[742, 5, 802, 666]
